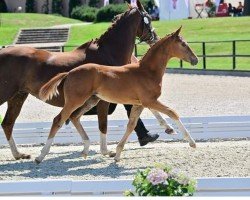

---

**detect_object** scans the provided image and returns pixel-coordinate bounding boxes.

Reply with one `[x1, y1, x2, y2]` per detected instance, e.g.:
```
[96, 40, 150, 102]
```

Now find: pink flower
[147, 168, 168, 185]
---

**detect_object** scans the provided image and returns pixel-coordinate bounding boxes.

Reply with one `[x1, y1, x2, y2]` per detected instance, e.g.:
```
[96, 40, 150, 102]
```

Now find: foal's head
[129, 0, 158, 45]
[168, 27, 198, 66]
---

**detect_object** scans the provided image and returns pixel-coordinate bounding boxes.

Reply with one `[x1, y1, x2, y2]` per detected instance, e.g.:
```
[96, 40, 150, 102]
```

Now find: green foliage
[69, 0, 81, 17]
[95, 3, 127, 22]
[88, 0, 100, 8]
[52, 0, 62, 15]
[0, 115, 3, 124]
[0, 0, 7, 13]
[71, 6, 98, 22]
[125, 163, 197, 196]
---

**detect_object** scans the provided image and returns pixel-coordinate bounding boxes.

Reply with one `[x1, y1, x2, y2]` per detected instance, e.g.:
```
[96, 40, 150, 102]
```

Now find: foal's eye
[181, 43, 186, 47]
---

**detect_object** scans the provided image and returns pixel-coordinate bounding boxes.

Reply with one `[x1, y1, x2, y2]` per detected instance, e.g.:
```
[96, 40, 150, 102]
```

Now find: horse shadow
[0, 148, 150, 180]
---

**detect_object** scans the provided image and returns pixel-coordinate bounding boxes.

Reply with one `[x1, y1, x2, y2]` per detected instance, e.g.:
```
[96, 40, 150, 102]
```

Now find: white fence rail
[0, 115, 250, 145]
[0, 178, 249, 196]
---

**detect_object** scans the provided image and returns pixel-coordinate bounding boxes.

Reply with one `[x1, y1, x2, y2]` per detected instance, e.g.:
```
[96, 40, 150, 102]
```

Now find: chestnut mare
[0, 1, 159, 160]
[38, 27, 198, 163]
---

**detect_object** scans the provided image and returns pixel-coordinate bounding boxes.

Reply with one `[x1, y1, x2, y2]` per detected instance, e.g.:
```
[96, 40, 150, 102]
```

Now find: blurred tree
[243, 0, 250, 15]
[52, 0, 62, 14]
[69, 0, 81, 16]
[0, 0, 7, 13]
[26, 0, 35, 13]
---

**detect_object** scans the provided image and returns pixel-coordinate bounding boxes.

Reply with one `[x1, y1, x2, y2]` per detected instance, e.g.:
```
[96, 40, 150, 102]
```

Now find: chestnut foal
[37, 27, 198, 163]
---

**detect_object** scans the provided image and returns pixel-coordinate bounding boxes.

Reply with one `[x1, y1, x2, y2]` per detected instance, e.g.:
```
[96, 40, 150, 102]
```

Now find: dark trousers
[123, 104, 149, 139]
[85, 103, 149, 139]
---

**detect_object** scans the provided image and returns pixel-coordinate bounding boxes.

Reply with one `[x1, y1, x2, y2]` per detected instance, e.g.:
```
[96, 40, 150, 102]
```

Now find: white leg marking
[174, 119, 196, 148]
[35, 138, 54, 163]
[8, 136, 21, 159]
[100, 132, 108, 155]
[151, 109, 177, 134]
[82, 139, 90, 158]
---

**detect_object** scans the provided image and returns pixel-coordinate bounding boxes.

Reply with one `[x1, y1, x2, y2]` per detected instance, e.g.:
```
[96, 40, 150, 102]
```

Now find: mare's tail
[39, 72, 68, 102]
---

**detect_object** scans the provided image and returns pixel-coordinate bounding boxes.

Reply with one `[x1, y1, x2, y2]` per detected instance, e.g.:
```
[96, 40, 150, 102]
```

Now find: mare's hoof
[108, 151, 116, 158]
[165, 128, 177, 135]
[15, 154, 31, 160]
[189, 142, 196, 148]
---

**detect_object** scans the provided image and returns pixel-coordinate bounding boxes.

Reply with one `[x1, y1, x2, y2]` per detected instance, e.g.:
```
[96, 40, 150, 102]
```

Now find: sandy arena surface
[0, 140, 249, 180]
[0, 73, 250, 180]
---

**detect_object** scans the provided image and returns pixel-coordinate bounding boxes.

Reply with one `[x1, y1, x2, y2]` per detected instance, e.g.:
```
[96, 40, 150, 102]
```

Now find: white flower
[147, 168, 168, 185]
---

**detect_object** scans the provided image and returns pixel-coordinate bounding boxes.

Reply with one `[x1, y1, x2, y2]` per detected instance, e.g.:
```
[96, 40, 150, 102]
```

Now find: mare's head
[126, 0, 158, 45]
[167, 27, 198, 66]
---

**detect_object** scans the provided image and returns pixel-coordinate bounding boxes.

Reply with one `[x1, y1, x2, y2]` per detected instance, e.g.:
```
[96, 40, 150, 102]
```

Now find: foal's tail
[39, 72, 69, 102]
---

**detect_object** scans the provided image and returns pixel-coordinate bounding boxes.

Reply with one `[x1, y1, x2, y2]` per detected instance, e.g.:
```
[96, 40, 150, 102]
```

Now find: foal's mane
[140, 33, 173, 63]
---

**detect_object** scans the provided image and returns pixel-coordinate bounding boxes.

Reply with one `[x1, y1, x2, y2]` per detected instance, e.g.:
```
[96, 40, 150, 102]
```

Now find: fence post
[180, 60, 183, 68]
[232, 41, 236, 70]
[134, 44, 138, 57]
[61, 46, 64, 52]
[202, 42, 206, 70]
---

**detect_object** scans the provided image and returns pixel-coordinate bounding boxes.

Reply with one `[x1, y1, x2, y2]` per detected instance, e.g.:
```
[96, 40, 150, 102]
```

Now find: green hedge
[71, 6, 98, 22]
[95, 4, 127, 22]
[0, 0, 7, 12]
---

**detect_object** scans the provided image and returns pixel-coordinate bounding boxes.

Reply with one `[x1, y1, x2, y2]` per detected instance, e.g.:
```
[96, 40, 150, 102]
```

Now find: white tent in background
[159, 0, 189, 20]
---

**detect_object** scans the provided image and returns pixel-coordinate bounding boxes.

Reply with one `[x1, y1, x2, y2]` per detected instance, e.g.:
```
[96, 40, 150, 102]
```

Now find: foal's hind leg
[114, 105, 144, 162]
[145, 100, 196, 148]
[97, 101, 116, 157]
[70, 96, 100, 158]
[150, 109, 177, 135]
[1, 92, 30, 159]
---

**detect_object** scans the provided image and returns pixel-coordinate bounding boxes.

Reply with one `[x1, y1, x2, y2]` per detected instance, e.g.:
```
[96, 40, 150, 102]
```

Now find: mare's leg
[145, 100, 196, 148]
[69, 96, 100, 158]
[35, 101, 86, 164]
[1, 92, 30, 159]
[97, 101, 116, 157]
[150, 109, 177, 135]
[114, 105, 144, 162]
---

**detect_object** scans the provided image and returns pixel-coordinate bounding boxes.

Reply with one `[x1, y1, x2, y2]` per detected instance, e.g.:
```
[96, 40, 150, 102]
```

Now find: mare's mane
[75, 7, 138, 51]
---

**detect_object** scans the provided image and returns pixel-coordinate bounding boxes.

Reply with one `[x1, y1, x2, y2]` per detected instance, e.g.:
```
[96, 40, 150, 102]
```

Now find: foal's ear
[137, 0, 145, 11]
[173, 26, 182, 38]
[126, 2, 132, 9]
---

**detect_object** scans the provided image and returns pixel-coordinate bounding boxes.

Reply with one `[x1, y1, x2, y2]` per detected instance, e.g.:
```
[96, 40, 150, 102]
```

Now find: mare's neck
[140, 37, 173, 78]
[97, 11, 141, 66]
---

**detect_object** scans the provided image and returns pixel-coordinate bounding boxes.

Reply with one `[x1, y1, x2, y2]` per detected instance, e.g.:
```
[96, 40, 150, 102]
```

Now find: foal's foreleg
[150, 109, 177, 135]
[114, 105, 144, 162]
[70, 96, 100, 158]
[96, 101, 115, 157]
[146, 101, 196, 148]
[1, 92, 30, 160]
[35, 103, 81, 164]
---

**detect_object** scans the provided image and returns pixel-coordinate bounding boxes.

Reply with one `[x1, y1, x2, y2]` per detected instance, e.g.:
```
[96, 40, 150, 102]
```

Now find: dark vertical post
[202, 42, 206, 69]
[232, 41, 236, 70]
[180, 60, 183, 68]
[134, 44, 138, 57]
[61, 46, 64, 52]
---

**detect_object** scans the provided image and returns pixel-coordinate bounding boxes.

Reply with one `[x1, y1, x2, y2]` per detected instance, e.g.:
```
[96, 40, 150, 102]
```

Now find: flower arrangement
[124, 163, 197, 196]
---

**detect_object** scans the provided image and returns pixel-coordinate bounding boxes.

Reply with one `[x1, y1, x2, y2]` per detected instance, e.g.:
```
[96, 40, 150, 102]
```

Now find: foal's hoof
[114, 157, 120, 162]
[189, 142, 196, 148]
[82, 153, 88, 159]
[34, 158, 41, 165]
[165, 128, 177, 135]
[15, 154, 31, 160]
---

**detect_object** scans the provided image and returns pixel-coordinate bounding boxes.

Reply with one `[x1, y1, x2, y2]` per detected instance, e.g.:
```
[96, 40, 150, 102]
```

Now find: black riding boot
[124, 104, 159, 146]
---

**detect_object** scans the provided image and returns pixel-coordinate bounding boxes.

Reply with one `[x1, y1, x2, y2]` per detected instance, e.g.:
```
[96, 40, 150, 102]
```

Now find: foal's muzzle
[191, 57, 199, 66]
